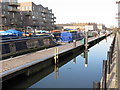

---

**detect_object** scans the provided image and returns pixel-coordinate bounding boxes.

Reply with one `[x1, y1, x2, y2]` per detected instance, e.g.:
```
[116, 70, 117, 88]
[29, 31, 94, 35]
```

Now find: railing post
[102, 60, 107, 89]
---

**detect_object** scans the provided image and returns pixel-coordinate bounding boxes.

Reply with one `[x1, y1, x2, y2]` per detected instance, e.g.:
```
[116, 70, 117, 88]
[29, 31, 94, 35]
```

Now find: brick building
[19, 2, 56, 31]
[0, 0, 56, 31]
[0, 0, 22, 30]
[56, 23, 99, 31]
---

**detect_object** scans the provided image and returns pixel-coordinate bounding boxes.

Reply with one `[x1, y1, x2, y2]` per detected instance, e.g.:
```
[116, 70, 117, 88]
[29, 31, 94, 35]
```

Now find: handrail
[93, 33, 117, 89]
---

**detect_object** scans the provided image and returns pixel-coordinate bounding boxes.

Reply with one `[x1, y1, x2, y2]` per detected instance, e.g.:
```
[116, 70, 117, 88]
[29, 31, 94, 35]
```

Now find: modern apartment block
[0, 0, 22, 30]
[116, 1, 120, 28]
[0, 0, 56, 31]
[19, 2, 56, 31]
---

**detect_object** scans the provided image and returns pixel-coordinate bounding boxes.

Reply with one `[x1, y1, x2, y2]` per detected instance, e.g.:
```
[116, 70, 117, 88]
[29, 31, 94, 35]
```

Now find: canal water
[3, 35, 114, 89]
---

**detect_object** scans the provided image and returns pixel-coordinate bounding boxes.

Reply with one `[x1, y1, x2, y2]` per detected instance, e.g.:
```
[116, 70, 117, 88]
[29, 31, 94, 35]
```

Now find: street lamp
[84, 27, 89, 50]
[84, 27, 89, 67]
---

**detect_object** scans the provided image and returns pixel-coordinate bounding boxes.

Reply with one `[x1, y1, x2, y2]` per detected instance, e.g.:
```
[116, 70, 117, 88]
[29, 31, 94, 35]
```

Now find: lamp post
[84, 50, 88, 67]
[84, 27, 89, 67]
[85, 27, 89, 50]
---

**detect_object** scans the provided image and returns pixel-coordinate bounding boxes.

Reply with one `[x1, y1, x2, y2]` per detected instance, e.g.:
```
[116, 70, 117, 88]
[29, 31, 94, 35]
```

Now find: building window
[21, 17, 23, 20]
[17, 7, 20, 10]
[26, 6, 28, 10]
[13, 13, 15, 18]
[5, 18, 6, 23]
[29, 16, 31, 19]
[33, 7, 34, 10]
[3, 4, 5, 9]
[29, 6, 31, 10]
[32, 16, 35, 19]
[22, 7, 24, 11]
[20, 12, 22, 15]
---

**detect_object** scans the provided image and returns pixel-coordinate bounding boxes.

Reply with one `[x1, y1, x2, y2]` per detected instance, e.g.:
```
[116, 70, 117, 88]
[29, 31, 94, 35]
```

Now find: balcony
[33, 18, 38, 21]
[10, 20, 17, 25]
[1, 14, 7, 18]
[42, 15, 46, 18]
[9, 2, 20, 6]
[25, 12, 32, 16]
[51, 21, 56, 23]
[43, 20, 47, 23]
[33, 23, 39, 26]
[8, 8, 19, 12]
[51, 17, 56, 19]
[41, 11, 47, 14]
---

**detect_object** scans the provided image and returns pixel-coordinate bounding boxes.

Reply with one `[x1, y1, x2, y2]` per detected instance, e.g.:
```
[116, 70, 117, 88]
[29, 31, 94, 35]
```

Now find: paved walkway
[100, 33, 120, 89]
[0, 35, 104, 78]
[107, 42, 117, 88]
[118, 33, 120, 89]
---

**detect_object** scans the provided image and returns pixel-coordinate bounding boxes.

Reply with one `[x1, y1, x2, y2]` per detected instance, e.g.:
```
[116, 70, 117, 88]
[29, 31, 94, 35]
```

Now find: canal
[3, 35, 114, 89]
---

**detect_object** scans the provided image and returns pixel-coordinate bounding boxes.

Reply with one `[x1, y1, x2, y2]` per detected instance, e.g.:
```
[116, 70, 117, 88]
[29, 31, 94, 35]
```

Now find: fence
[93, 33, 116, 89]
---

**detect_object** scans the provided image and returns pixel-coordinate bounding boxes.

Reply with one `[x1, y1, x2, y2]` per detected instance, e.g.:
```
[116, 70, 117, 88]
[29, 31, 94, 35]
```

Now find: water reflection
[3, 49, 84, 89]
[73, 58, 76, 64]
[105, 37, 107, 42]
[54, 64, 59, 80]
[3, 35, 114, 88]
[84, 50, 89, 67]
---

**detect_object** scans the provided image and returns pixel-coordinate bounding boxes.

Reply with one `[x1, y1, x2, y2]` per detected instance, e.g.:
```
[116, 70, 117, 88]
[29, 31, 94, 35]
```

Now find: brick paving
[118, 33, 120, 89]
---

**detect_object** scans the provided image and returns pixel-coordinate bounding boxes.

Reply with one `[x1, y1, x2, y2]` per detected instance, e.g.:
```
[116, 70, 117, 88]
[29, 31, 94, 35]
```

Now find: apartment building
[0, 0, 22, 30]
[0, 1, 56, 31]
[116, 1, 120, 28]
[19, 2, 56, 31]
[97, 24, 106, 31]
[56, 23, 98, 31]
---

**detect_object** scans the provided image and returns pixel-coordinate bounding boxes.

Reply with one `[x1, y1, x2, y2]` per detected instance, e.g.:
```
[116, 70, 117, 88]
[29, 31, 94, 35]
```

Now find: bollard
[93, 81, 100, 90]
[73, 40, 76, 47]
[54, 47, 59, 65]
[84, 50, 88, 67]
[102, 60, 107, 89]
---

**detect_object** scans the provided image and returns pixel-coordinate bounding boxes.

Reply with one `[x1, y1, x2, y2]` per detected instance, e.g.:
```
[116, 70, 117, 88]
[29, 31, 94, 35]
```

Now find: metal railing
[9, 2, 20, 6]
[93, 33, 116, 89]
[8, 8, 19, 12]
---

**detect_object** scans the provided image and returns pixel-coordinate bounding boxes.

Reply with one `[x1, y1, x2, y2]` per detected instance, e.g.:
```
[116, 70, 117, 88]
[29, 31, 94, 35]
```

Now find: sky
[18, 0, 118, 28]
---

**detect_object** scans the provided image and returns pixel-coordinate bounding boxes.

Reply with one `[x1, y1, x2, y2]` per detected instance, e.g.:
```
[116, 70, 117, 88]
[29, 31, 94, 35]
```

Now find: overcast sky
[19, 0, 118, 27]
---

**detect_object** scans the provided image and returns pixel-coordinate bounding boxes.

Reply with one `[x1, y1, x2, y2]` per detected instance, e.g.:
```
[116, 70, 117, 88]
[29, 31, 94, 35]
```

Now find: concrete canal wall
[1, 34, 110, 82]
[1, 36, 57, 59]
